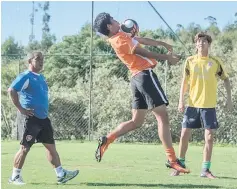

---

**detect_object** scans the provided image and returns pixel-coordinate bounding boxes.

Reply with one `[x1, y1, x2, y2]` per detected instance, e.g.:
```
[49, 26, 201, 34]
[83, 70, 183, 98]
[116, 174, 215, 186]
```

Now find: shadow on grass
[216, 176, 237, 180]
[1, 153, 10, 155]
[30, 182, 80, 186]
[82, 182, 221, 188]
[189, 174, 237, 180]
[29, 182, 221, 188]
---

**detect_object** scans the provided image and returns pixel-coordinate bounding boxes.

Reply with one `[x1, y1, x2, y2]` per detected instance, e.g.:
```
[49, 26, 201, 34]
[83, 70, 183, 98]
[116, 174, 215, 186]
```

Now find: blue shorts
[182, 107, 218, 129]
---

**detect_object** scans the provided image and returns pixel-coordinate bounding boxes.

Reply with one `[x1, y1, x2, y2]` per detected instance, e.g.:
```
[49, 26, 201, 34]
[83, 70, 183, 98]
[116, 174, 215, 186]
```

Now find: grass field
[1, 141, 237, 189]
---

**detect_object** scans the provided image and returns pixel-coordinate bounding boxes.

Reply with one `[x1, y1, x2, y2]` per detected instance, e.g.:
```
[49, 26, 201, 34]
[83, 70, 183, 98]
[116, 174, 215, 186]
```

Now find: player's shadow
[30, 182, 79, 185]
[216, 176, 237, 180]
[189, 174, 237, 180]
[1, 153, 9, 155]
[84, 182, 221, 188]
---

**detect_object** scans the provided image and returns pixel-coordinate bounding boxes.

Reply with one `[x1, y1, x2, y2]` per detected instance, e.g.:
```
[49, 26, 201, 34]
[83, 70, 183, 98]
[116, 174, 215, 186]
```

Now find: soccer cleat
[8, 175, 26, 185]
[95, 136, 109, 162]
[170, 170, 181, 176]
[57, 169, 79, 184]
[170, 160, 186, 176]
[200, 169, 216, 179]
[166, 159, 190, 174]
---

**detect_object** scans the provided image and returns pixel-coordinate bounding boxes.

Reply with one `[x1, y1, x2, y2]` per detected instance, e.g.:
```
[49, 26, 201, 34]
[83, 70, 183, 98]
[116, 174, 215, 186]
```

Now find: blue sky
[1, 1, 237, 46]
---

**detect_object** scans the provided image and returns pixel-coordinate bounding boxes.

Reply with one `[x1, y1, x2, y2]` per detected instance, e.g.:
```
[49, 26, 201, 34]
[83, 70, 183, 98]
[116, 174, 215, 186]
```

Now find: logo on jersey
[208, 62, 213, 67]
[26, 135, 33, 142]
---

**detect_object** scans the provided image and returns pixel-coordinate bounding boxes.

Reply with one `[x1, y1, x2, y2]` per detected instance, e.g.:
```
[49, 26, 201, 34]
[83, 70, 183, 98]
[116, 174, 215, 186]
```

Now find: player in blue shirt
[8, 52, 79, 185]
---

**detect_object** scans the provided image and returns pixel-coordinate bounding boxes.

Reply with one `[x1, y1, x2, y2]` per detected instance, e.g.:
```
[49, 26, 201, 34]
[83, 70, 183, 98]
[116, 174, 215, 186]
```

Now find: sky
[1, 1, 237, 46]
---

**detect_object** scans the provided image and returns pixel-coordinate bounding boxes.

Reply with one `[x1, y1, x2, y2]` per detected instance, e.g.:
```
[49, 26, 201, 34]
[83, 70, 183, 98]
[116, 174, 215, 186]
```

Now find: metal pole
[30, 1, 35, 42]
[17, 56, 21, 140]
[89, 1, 94, 141]
[164, 60, 168, 95]
[147, 1, 192, 55]
[18, 56, 20, 74]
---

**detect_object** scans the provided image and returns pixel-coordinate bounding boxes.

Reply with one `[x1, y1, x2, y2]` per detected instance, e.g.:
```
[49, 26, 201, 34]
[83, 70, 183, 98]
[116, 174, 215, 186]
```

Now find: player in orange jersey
[93, 12, 190, 174]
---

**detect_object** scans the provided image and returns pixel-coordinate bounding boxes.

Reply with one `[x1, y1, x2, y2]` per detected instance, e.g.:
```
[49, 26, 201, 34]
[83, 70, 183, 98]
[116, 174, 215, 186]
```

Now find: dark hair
[194, 32, 212, 44]
[94, 12, 112, 36]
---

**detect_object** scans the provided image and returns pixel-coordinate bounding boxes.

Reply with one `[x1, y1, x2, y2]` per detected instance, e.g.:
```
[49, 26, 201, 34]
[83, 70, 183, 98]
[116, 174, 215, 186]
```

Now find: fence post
[89, 1, 94, 141]
[164, 60, 168, 95]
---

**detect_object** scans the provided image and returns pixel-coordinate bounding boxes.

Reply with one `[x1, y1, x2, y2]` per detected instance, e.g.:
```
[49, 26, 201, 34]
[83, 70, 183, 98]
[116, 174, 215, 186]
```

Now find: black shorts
[17, 113, 55, 147]
[131, 69, 169, 109]
[182, 107, 218, 129]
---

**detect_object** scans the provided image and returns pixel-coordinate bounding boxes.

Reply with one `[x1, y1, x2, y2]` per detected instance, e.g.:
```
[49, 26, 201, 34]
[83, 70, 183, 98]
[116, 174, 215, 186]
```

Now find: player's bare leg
[152, 105, 190, 174]
[171, 128, 192, 176]
[43, 143, 79, 184]
[95, 109, 146, 162]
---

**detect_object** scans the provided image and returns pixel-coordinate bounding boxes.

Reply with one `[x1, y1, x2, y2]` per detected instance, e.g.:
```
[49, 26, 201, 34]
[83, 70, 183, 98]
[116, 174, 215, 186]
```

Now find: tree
[26, 2, 41, 53]
[1, 36, 24, 57]
[205, 16, 217, 25]
[39, 1, 56, 52]
[25, 40, 41, 54]
[29, 1, 38, 43]
[41, 33, 56, 53]
[176, 24, 184, 33]
[204, 16, 220, 37]
[26, 1, 56, 53]
[2, 18, 237, 143]
[223, 13, 237, 32]
[235, 12, 237, 23]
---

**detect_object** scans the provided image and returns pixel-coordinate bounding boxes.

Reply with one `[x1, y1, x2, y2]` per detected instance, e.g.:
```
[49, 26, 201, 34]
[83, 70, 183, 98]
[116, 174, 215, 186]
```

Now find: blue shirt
[10, 70, 49, 119]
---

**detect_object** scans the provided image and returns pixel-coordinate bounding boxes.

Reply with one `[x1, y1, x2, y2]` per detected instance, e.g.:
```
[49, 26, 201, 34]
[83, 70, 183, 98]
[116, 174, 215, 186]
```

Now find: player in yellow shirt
[171, 32, 233, 178]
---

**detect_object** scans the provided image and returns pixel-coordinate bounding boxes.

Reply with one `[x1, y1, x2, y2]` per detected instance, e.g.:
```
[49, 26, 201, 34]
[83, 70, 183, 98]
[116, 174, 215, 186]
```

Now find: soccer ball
[120, 19, 139, 37]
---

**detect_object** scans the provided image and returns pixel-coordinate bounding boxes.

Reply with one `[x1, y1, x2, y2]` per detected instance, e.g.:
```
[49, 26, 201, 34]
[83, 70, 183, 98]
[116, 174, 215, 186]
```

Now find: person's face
[29, 53, 44, 72]
[196, 37, 210, 54]
[107, 17, 120, 35]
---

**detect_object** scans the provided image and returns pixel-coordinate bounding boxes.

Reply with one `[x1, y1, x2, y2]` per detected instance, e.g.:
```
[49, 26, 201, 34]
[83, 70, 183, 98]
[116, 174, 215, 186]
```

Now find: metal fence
[2, 52, 237, 144]
[1, 52, 171, 141]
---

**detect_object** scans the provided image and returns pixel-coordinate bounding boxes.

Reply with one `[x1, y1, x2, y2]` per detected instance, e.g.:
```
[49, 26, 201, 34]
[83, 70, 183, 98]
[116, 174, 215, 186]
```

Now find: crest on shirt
[208, 62, 213, 67]
[26, 135, 33, 142]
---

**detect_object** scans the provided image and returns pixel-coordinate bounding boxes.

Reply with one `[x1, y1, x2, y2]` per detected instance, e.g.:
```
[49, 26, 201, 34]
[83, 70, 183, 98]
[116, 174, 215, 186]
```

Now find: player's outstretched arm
[134, 36, 172, 52]
[134, 46, 179, 65]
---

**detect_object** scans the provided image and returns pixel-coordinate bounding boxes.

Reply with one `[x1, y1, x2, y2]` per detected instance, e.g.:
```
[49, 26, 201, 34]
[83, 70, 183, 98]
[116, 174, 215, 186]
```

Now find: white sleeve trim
[21, 79, 29, 91]
[132, 38, 139, 46]
[131, 38, 139, 54]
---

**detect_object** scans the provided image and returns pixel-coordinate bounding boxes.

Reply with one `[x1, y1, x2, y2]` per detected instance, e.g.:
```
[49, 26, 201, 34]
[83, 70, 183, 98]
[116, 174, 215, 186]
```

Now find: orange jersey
[108, 32, 158, 76]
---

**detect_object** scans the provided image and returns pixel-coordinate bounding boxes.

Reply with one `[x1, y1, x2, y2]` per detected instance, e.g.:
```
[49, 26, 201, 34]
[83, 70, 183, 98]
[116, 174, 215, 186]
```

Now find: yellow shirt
[183, 55, 228, 108]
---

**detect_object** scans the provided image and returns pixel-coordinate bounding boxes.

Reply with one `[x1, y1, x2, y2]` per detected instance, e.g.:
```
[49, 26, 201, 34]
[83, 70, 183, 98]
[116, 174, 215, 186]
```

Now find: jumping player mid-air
[93, 12, 190, 174]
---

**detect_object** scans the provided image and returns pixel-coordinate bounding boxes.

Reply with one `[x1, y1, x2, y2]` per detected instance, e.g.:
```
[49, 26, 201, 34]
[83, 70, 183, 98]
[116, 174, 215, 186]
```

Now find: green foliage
[1, 36, 24, 56]
[1, 61, 19, 139]
[26, 1, 56, 53]
[1, 18, 237, 144]
[25, 40, 42, 53]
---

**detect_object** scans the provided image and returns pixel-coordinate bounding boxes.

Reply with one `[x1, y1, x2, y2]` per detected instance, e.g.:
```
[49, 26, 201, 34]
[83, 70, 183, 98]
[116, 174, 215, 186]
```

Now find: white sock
[12, 167, 21, 179]
[55, 166, 64, 177]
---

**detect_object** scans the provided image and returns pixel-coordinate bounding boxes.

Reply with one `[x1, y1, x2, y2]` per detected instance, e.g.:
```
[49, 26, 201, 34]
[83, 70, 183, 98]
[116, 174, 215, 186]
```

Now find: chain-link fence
[1, 51, 237, 144]
[1, 53, 169, 142]
[2, 54, 90, 140]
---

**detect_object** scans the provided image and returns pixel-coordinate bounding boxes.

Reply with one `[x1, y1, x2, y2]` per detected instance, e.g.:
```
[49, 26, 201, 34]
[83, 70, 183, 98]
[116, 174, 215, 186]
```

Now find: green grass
[1, 141, 237, 189]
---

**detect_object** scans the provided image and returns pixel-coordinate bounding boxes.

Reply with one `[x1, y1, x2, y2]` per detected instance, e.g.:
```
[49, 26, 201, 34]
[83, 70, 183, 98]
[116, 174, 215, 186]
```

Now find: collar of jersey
[29, 70, 40, 76]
